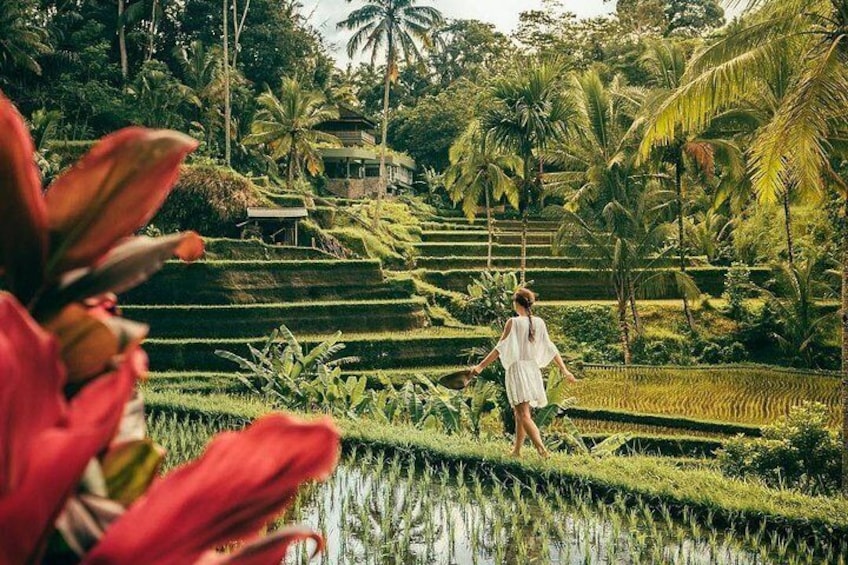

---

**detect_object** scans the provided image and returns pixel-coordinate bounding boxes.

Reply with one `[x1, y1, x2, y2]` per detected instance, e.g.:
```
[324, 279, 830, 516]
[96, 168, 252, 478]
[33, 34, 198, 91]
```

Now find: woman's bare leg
[511, 406, 526, 456]
[516, 402, 548, 458]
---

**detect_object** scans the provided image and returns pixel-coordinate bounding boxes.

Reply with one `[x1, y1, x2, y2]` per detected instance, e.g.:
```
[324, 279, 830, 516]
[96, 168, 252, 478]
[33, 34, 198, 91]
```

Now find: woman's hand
[561, 367, 578, 383]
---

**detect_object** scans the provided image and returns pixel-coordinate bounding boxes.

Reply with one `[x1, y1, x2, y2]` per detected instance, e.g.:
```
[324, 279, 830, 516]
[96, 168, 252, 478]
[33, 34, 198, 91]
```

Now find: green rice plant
[573, 364, 840, 427]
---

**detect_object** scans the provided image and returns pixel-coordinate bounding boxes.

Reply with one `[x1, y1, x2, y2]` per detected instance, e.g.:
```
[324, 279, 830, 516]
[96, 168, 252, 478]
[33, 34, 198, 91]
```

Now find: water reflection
[280, 448, 843, 565]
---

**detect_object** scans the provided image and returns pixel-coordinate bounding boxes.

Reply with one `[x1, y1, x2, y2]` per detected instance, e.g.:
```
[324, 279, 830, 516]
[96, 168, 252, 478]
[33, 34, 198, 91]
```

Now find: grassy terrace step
[415, 255, 707, 270]
[123, 260, 416, 304]
[423, 267, 773, 299]
[203, 239, 329, 261]
[414, 242, 553, 257]
[144, 327, 495, 372]
[421, 230, 554, 244]
[124, 298, 430, 338]
[426, 215, 559, 229]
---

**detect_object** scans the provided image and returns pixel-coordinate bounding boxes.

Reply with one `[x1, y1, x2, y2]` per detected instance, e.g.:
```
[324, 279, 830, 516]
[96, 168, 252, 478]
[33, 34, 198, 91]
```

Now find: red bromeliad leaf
[83, 415, 339, 565]
[197, 526, 324, 565]
[44, 128, 197, 274]
[0, 294, 143, 564]
[0, 93, 48, 304]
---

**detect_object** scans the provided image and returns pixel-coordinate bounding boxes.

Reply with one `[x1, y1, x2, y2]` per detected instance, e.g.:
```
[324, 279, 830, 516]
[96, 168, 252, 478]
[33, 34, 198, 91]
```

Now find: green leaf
[102, 439, 164, 506]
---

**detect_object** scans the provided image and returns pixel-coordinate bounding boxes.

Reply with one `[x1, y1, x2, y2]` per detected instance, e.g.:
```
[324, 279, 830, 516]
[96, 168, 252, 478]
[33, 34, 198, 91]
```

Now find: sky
[303, 0, 743, 65]
[305, 0, 614, 63]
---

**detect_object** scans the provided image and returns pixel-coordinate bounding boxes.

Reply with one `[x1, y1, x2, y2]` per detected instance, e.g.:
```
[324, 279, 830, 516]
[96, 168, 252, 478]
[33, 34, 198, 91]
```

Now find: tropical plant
[0, 0, 51, 78]
[758, 256, 837, 368]
[338, 0, 444, 227]
[718, 402, 841, 496]
[638, 40, 747, 329]
[545, 70, 693, 362]
[216, 325, 361, 412]
[444, 120, 521, 268]
[483, 58, 576, 283]
[636, 0, 848, 489]
[245, 77, 341, 191]
[464, 271, 524, 327]
[0, 93, 338, 562]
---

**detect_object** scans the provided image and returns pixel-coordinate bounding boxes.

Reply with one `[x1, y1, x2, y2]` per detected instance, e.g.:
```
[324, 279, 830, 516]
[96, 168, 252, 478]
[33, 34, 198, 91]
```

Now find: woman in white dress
[470, 288, 577, 458]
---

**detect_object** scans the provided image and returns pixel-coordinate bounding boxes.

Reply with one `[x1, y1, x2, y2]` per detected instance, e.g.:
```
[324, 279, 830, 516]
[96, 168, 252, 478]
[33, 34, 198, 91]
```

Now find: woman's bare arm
[554, 352, 577, 383]
[471, 319, 512, 375]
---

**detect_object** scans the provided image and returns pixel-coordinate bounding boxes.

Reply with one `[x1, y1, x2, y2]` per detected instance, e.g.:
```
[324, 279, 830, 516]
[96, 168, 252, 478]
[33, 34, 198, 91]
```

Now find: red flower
[83, 415, 339, 565]
[0, 294, 140, 564]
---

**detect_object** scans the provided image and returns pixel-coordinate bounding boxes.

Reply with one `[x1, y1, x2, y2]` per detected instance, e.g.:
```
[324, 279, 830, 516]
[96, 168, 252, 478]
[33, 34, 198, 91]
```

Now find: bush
[717, 402, 841, 495]
[154, 164, 269, 237]
[722, 262, 753, 320]
[463, 271, 523, 327]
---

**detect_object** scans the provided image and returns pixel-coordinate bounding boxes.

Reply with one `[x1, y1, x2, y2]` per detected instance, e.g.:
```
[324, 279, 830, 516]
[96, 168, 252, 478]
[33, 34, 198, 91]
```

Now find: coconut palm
[0, 0, 50, 78]
[444, 121, 521, 269]
[638, 40, 746, 329]
[483, 58, 576, 283]
[338, 0, 443, 227]
[637, 0, 848, 493]
[245, 77, 341, 191]
[545, 70, 694, 360]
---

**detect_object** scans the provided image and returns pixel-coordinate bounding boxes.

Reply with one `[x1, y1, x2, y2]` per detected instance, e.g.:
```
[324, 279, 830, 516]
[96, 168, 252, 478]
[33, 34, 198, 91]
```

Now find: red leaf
[0, 92, 48, 304]
[83, 415, 339, 565]
[45, 128, 197, 273]
[0, 294, 142, 564]
[198, 526, 324, 565]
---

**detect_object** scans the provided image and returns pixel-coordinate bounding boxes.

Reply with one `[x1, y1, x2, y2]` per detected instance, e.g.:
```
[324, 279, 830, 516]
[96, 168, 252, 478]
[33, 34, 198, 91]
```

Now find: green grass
[413, 242, 553, 257]
[144, 327, 494, 372]
[414, 255, 705, 270]
[202, 238, 329, 261]
[145, 391, 848, 540]
[423, 267, 773, 299]
[573, 364, 841, 427]
[124, 298, 430, 337]
[421, 230, 554, 244]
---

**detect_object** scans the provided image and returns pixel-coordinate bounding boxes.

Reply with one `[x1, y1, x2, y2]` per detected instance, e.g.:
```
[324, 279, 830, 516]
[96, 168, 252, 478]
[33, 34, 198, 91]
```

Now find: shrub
[722, 262, 753, 320]
[464, 271, 524, 327]
[717, 402, 841, 495]
[154, 164, 269, 237]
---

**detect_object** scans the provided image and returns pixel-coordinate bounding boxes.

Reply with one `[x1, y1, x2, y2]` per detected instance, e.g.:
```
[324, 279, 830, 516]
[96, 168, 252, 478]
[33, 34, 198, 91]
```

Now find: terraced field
[573, 365, 841, 427]
[140, 210, 837, 446]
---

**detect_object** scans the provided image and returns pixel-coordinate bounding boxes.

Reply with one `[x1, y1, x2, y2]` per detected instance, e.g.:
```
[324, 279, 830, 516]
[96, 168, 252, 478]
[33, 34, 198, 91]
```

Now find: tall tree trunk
[222, 0, 231, 167]
[118, 0, 128, 83]
[485, 186, 493, 270]
[783, 189, 796, 267]
[841, 198, 848, 497]
[628, 277, 642, 334]
[617, 294, 632, 365]
[676, 160, 695, 330]
[373, 39, 393, 231]
[231, 0, 250, 68]
[520, 158, 531, 284]
[287, 144, 296, 192]
[146, 0, 158, 61]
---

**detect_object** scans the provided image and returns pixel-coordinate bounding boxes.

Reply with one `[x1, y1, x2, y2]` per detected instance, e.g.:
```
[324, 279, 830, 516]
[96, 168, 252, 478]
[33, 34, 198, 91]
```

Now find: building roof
[318, 105, 377, 130]
[246, 207, 308, 220]
[320, 147, 416, 171]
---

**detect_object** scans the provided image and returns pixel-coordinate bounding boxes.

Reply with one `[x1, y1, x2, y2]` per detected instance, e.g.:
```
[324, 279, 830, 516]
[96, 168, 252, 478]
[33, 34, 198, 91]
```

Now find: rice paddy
[148, 414, 847, 565]
[573, 365, 841, 427]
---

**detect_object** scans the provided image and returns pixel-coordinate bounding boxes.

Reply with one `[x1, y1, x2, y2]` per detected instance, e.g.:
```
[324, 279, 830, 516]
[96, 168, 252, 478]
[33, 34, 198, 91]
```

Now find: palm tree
[0, 0, 50, 78]
[245, 77, 341, 191]
[545, 70, 694, 357]
[338, 0, 443, 228]
[638, 40, 746, 329]
[444, 120, 522, 268]
[483, 58, 576, 283]
[637, 0, 848, 493]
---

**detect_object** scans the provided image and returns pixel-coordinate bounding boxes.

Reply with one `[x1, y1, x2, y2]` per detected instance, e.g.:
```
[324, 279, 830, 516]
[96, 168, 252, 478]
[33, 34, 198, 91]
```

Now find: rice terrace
[1, 0, 848, 564]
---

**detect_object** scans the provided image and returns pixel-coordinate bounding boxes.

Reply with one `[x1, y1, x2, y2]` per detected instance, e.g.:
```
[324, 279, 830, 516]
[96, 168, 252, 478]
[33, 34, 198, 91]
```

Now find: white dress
[495, 316, 559, 408]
